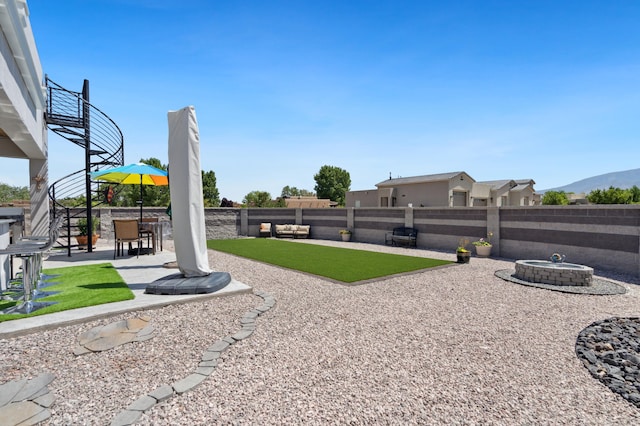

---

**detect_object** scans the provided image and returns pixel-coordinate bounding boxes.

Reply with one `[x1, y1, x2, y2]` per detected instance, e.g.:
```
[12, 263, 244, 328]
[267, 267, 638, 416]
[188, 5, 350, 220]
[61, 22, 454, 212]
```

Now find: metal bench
[385, 226, 418, 248]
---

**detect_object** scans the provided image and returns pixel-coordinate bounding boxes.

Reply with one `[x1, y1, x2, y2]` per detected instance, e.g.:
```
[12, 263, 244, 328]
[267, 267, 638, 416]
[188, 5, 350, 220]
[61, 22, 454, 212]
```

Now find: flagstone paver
[0, 373, 56, 426]
[147, 385, 173, 403]
[127, 395, 156, 411]
[73, 314, 155, 355]
[111, 409, 142, 426]
[208, 339, 231, 352]
[0, 401, 48, 426]
[172, 373, 208, 394]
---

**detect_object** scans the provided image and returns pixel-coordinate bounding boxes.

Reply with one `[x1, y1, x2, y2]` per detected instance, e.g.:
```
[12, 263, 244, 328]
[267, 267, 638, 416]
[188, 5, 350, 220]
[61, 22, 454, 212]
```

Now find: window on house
[381, 197, 389, 207]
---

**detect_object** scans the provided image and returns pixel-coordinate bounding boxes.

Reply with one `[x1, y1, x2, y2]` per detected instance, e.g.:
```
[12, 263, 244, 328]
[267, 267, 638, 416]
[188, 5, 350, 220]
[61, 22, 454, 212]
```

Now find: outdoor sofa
[274, 224, 310, 239]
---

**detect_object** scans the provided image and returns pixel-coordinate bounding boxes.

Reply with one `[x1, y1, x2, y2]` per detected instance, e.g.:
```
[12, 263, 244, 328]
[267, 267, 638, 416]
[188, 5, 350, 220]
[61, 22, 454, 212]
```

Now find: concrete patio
[0, 239, 251, 339]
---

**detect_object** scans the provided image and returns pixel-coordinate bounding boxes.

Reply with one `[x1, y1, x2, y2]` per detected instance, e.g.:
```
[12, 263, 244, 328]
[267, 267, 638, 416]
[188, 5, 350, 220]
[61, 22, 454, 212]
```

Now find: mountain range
[540, 168, 640, 194]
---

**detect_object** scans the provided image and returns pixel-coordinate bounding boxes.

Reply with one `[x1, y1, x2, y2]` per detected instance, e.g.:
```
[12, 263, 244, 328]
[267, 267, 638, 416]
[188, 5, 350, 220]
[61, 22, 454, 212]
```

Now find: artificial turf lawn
[0, 263, 134, 322]
[207, 238, 453, 283]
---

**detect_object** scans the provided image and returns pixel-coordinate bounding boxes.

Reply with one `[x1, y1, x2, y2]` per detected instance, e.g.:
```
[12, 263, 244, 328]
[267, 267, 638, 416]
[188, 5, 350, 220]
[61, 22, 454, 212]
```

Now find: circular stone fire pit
[514, 260, 594, 287]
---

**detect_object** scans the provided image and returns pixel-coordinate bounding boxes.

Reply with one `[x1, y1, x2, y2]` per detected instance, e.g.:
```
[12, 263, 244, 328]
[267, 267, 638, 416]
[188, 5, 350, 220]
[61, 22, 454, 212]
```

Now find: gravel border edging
[494, 269, 627, 295]
[109, 290, 276, 426]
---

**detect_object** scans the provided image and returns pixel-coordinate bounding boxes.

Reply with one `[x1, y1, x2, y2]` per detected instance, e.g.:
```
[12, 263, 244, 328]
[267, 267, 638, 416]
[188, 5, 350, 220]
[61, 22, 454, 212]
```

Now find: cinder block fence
[235, 205, 640, 277]
[61, 205, 640, 277]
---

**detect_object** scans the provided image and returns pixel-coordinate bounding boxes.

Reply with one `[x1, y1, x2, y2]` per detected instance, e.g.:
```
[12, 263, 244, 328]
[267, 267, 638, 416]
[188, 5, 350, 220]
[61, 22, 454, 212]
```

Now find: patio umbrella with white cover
[89, 162, 169, 221]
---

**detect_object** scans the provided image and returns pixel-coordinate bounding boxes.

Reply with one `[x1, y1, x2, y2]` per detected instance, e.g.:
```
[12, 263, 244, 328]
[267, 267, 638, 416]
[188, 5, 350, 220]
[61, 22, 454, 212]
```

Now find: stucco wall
[390, 181, 451, 207]
[346, 190, 378, 208]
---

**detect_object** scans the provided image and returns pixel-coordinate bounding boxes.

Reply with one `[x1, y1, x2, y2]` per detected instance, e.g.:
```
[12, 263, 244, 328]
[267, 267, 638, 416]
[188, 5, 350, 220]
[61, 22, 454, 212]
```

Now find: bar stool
[0, 216, 63, 314]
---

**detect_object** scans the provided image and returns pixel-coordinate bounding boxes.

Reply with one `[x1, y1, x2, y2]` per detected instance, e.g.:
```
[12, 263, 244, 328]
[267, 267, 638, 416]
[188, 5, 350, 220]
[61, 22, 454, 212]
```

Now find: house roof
[511, 183, 533, 192]
[284, 197, 334, 208]
[476, 179, 536, 192]
[475, 180, 515, 190]
[376, 171, 466, 188]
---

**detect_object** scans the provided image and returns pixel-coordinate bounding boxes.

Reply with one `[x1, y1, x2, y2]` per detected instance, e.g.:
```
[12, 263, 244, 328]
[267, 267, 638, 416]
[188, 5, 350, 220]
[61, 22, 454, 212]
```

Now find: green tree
[243, 191, 274, 207]
[281, 186, 316, 197]
[629, 185, 640, 203]
[0, 183, 30, 203]
[586, 189, 604, 204]
[281, 186, 299, 197]
[541, 190, 569, 205]
[313, 165, 351, 206]
[202, 170, 220, 207]
[587, 186, 632, 204]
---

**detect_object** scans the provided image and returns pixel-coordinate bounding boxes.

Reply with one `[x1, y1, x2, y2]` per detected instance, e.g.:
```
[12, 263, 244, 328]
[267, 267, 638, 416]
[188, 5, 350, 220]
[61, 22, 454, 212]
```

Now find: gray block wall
[30, 205, 640, 277]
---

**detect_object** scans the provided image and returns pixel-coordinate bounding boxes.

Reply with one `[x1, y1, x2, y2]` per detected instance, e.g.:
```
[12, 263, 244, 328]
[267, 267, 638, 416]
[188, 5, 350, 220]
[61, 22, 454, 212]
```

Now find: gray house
[472, 179, 537, 206]
[346, 172, 537, 208]
[347, 172, 475, 208]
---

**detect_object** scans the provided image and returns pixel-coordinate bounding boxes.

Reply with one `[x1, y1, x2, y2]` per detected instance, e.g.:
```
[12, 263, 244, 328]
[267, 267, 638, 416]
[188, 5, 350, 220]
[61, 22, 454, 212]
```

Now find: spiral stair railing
[45, 76, 124, 255]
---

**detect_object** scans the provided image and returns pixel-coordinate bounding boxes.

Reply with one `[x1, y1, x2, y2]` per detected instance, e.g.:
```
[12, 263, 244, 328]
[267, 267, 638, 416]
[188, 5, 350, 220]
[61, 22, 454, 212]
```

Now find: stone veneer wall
[35, 205, 640, 277]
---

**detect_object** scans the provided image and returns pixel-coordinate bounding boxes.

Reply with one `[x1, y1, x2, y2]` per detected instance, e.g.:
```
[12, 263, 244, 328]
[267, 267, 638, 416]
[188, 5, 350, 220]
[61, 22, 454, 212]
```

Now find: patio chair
[113, 219, 143, 259]
[259, 222, 272, 238]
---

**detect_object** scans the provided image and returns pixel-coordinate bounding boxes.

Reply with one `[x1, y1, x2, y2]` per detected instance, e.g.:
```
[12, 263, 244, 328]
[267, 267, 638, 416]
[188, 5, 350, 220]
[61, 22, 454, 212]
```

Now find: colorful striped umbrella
[90, 163, 168, 220]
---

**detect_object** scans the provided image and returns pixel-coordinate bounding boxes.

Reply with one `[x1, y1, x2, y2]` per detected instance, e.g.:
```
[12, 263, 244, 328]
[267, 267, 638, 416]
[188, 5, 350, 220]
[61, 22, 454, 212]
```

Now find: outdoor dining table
[139, 220, 163, 254]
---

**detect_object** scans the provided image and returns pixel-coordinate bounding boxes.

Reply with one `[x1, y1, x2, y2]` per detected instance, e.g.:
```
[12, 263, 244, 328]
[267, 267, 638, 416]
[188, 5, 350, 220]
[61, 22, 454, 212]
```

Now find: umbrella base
[145, 272, 232, 295]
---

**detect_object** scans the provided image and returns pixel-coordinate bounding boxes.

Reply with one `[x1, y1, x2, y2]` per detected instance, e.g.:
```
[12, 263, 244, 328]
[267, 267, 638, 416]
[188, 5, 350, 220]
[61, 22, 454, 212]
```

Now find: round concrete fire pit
[514, 260, 594, 287]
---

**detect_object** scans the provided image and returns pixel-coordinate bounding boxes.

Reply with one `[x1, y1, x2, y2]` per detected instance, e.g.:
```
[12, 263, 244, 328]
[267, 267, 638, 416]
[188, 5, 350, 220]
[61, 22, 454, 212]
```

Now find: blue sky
[3, 0, 640, 201]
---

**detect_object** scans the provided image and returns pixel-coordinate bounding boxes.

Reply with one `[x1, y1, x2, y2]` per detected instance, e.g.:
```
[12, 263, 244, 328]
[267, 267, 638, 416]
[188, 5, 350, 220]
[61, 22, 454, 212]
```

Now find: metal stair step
[46, 114, 83, 127]
[51, 127, 84, 137]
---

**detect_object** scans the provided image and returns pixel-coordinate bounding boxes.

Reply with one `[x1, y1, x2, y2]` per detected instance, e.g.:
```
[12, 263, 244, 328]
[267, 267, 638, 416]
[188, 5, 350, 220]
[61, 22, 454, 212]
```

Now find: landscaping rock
[575, 317, 640, 409]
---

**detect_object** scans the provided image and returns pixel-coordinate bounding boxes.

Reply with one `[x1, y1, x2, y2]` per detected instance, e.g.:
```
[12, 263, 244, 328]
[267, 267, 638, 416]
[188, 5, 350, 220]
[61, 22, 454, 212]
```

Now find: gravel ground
[2, 239, 640, 425]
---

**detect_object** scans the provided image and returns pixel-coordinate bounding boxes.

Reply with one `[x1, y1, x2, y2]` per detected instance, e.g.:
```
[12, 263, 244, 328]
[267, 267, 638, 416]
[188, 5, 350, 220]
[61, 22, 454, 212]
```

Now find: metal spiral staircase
[45, 77, 125, 254]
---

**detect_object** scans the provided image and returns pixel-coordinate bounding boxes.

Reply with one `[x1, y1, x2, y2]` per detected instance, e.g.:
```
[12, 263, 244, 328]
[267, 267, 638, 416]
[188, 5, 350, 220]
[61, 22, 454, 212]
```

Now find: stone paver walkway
[110, 290, 275, 426]
[0, 291, 275, 426]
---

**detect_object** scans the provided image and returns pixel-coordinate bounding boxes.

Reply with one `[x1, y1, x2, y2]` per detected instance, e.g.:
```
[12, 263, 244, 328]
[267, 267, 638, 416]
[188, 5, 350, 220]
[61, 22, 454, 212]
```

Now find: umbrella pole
[139, 178, 143, 222]
[139, 180, 144, 255]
